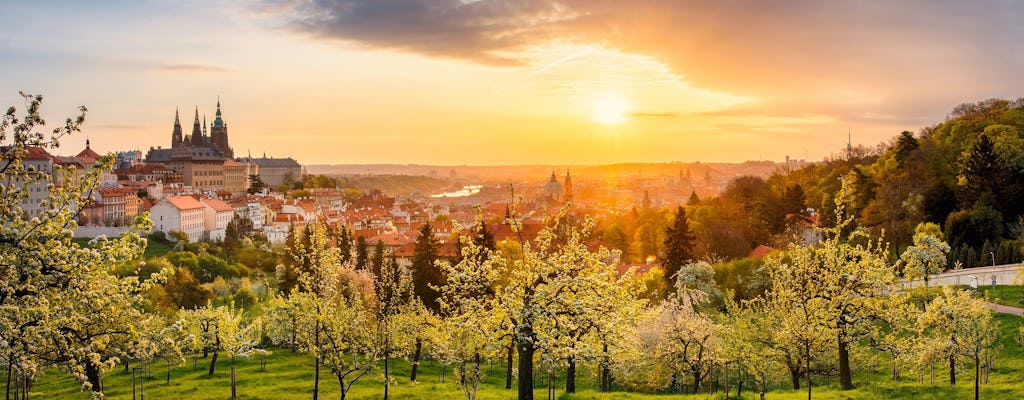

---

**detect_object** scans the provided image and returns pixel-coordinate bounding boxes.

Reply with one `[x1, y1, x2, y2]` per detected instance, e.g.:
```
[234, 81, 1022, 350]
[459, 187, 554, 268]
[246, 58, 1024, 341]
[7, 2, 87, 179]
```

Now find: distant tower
[562, 170, 573, 204]
[171, 108, 183, 148]
[642, 190, 651, 209]
[190, 107, 204, 147]
[846, 129, 853, 160]
[210, 97, 233, 158]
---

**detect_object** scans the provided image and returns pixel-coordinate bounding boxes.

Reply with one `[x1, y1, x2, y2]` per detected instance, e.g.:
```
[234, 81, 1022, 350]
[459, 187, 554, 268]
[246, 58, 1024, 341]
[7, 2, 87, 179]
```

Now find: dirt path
[983, 301, 1024, 315]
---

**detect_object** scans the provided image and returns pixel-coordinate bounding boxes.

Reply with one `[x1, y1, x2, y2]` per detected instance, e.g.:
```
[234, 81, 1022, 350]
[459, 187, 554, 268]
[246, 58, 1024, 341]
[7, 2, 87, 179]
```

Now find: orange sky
[2, 1, 1023, 165]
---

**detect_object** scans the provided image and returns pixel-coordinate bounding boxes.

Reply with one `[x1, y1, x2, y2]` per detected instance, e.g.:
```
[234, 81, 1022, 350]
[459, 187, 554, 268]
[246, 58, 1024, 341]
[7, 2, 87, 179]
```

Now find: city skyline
[3, 1, 1023, 165]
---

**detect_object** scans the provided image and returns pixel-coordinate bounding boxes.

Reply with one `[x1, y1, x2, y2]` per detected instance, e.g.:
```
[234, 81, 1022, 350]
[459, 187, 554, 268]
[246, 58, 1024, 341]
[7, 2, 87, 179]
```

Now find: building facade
[149, 195, 206, 242]
[248, 156, 302, 188]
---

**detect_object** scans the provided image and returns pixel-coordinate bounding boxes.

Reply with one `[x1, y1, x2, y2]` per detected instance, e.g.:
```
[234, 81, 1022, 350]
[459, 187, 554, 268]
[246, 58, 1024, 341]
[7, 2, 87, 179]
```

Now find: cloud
[92, 124, 151, 130]
[629, 112, 678, 118]
[259, 0, 1024, 129]
[155, 63, 231, 73]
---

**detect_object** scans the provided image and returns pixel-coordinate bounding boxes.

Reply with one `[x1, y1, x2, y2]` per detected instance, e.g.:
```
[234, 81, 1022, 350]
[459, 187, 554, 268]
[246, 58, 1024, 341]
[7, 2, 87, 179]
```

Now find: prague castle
[145, 100, 245, 192]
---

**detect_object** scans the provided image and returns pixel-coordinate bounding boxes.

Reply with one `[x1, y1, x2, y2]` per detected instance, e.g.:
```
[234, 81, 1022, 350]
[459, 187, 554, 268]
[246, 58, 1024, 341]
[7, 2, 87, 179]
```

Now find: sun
[591, 93, 628, 124]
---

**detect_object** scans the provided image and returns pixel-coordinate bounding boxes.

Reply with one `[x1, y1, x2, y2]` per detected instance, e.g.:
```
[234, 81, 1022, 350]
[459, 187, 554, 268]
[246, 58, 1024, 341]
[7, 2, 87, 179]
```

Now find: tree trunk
[949, 354, 956, 385]
[806, 343, 812, 400]
[838, 335, 853, 390]
[410, 338, 422, 382]
[336, 373, 346, 400]
[505, 340, 514, 390]
[600, 351, 612, 392]
[565, 357, 576, 393]
[691, 368, 702, 394]
[85, 362, 103, 395]
[547, 371, 554, 400]
[6, 362, 12, 400]
[230, 364, 237, 400]
[517, 342, 535, 400]
[291, 316, 298, 353]
[384, 346, 390, 400]
[788, 362, 801, 389]
[208, 351, 219, 376]
[314, 354, 321, 400]
[974, 351, 980, 400]
[724, 362, 729, 399]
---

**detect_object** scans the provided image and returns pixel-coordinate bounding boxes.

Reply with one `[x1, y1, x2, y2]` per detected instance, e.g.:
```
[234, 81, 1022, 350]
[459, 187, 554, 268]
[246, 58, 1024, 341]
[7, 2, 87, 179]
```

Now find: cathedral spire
[213, 96, 225, 128]
[171, 107, 183, 147]
[191, 107, 204, 147]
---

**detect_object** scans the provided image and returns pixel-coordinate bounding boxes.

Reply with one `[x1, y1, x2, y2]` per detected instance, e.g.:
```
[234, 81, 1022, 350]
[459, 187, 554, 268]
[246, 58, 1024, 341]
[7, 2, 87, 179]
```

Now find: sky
[2, 0, 1023, 165]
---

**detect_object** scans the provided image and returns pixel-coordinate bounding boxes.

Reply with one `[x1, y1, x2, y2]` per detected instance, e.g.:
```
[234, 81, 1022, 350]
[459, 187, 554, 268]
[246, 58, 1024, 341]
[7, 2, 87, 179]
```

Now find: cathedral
[145, 100, 239, 191]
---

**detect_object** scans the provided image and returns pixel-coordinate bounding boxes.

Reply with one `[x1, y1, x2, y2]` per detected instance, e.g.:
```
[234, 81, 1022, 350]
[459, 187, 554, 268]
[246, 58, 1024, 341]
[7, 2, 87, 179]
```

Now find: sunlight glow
[592, 93, 628, 124]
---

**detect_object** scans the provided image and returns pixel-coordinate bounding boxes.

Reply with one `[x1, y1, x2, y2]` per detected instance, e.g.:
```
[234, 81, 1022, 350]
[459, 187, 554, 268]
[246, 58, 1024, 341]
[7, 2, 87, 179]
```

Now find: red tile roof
[201, 198, 234, 212]
[167, 195, 205, 210]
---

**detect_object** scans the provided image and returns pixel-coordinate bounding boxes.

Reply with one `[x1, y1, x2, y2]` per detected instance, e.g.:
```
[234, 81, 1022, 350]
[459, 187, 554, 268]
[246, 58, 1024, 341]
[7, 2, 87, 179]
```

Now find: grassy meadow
[29, 313, 1024, 400]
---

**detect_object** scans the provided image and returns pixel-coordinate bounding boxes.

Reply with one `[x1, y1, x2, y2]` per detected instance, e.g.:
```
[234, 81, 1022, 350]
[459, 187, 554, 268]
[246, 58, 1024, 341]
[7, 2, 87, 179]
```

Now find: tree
[411, 223, 443, 312]
[899, 222, 951, 285]
[919, 287, 999, 400]
[247, 174, 265, 195]
[663, 206, 696, 287]
[408, 222, 443, 381]
[335, 226, 353, 265]
[286, 220, 377, 400]
[688, 190, 700, 205]
[371, 255, 415, 400]
[371, 240, 386, 277]
[958, 133, 1002, 209]
[445, 204, 625, 400]
[0, 93, 158, 397]
[893, 131, 920, 166]
[162, 267, 214, 309]
[765, 216, 895, 394]
[224, 215, 254, 251]
[655, 290, 718, 394]
[354, 235, 369, 271]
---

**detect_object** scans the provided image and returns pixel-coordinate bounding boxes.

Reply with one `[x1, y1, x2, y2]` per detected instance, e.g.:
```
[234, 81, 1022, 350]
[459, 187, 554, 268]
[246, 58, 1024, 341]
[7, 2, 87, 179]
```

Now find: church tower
[190, 108, 204, 147]
[562, 170, 573, 204]
[171, 108, 183, 148]
[210, 98, 233, 158]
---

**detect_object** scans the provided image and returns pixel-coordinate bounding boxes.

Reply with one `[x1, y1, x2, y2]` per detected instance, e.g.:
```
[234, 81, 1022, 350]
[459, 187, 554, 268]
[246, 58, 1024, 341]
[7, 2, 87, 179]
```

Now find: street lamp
[991, 251, 995, 267]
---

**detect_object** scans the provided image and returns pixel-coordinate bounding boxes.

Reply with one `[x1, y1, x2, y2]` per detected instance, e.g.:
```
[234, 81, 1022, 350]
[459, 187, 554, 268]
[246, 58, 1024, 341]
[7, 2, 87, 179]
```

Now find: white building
[2, 146, 55, 220]
[150, 196, 206, 242]
[201, 198, 234, 242]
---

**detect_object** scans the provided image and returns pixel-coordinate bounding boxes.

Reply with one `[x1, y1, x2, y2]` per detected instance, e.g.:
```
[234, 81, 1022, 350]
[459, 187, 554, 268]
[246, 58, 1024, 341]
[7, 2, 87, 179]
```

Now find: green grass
[976, 285, 1024, 308]
[72, 237, 173, 259]
[29, 314, 1024, 400]
[142, 238, 173, 259]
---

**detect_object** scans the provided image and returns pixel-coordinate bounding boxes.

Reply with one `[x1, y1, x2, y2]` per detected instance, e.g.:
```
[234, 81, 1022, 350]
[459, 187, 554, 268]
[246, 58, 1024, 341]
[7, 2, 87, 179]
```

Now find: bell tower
[210, 97, 233, 158]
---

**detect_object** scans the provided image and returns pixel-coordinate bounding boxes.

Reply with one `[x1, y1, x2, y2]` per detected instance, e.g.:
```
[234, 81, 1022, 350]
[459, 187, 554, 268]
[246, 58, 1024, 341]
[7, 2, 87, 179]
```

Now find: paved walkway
[982, 301, 1024, 316]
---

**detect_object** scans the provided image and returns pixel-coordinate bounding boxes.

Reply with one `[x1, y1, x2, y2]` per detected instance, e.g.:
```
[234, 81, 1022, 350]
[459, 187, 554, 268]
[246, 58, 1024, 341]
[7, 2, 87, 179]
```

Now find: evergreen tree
[336, 226, 353, 264]
[663, 206, 696, 287]
[411, 223, 443, 312]
[959, 133, 1001, 208]
[893, 130, 920, 165]
[371, 240, 386, 277]
[247, 174, 266, 195]
[781, 184, 807, 216]
[354, 235, 369, 270]
[688, 190, 700, 205]
[223, 215, 254, 251]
